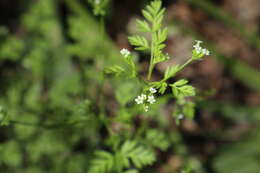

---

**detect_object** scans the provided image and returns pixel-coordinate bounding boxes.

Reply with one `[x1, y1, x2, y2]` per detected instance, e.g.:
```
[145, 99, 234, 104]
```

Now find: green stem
[161, 58, 194, 82]
[179, 58, 194, 72]
[147, 32, 156, 80]
[147, 64, 154, 81]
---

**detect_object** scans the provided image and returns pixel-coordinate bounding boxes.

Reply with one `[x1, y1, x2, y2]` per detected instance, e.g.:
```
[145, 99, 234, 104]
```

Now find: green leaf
[170, 80, 196, 98]
[174, 79, 188, 87]
[180, 85, 196, 97]
[146, 0, 162, 17]
[136, 19, 151, 32]
[153, 11, 164, 31]
[141, 0, 165, 32]
[105, 65, 125, 76]
[128, 36, 149, 51]
[174, 85, 196, 98]
[142, 10, 153, 22]
[153, 51, 168, 64]
[159, 82, 168, 94]
[146, 129, 170, 151]
[156, 28, 168, 44]
[121, 141, 156, 169]
[158, 43, 166, 49]
[164, 65, 181, 80]
[88, 151, 114, 173]
[150, 81, 167, 94]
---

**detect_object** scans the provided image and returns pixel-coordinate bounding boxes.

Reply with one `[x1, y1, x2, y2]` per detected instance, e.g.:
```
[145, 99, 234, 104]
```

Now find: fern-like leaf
[128, 36, 149, 51]
[145, 129, 170, 151]
[88, 151, 114, 173]
[105, 65, 125, 76]
[121, 141, 156, 169]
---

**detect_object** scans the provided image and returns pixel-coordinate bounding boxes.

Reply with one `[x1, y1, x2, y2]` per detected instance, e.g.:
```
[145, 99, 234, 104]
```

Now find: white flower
[136, 96, 143, 104]
[120, 48, 130, 58]
[202, 48, 210, 56]
[149, 87, 157, 94]
[135, 93, 156, 111]
[135, 96, 144, 104]
[193, 40, 202, 53]
[193, 40, 210, 55]
[195, 40, 203, 44]
[147, 95, 156, 104]
[135, 94, 146, 104]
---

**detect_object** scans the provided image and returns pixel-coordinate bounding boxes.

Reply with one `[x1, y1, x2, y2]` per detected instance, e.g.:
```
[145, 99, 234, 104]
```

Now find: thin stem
[147, 63, 154, 81]
[179, 58, 194, 72]
[161, 57, 194, 83]
[147, 32, 155, 80]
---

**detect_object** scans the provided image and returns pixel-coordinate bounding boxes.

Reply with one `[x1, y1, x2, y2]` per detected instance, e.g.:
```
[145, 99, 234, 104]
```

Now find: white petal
[149, 87, 157, 94]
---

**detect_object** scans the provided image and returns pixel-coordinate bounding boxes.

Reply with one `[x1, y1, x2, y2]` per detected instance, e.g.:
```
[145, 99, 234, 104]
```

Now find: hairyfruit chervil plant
[70, 0, 209, 172]
[0, 0, 210, 172]
[107, 0, 209, 120]
[99, 1, 209, 172]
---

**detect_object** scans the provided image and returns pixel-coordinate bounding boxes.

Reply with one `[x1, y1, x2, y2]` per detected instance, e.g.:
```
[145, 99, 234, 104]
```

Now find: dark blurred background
[0, 0, 260, 173]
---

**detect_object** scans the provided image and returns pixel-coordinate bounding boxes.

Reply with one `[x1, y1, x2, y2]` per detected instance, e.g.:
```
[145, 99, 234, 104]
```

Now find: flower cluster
[135, 87, 157, 112]
[193, 40, 210, 56]
[135, 94, 147, 104]
[120, 48, 131, 58]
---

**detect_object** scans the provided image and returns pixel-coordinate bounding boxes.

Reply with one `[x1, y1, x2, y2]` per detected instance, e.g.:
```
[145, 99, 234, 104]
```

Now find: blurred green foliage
[214, 130, 260, 173]
[0, 0, 260, 173]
